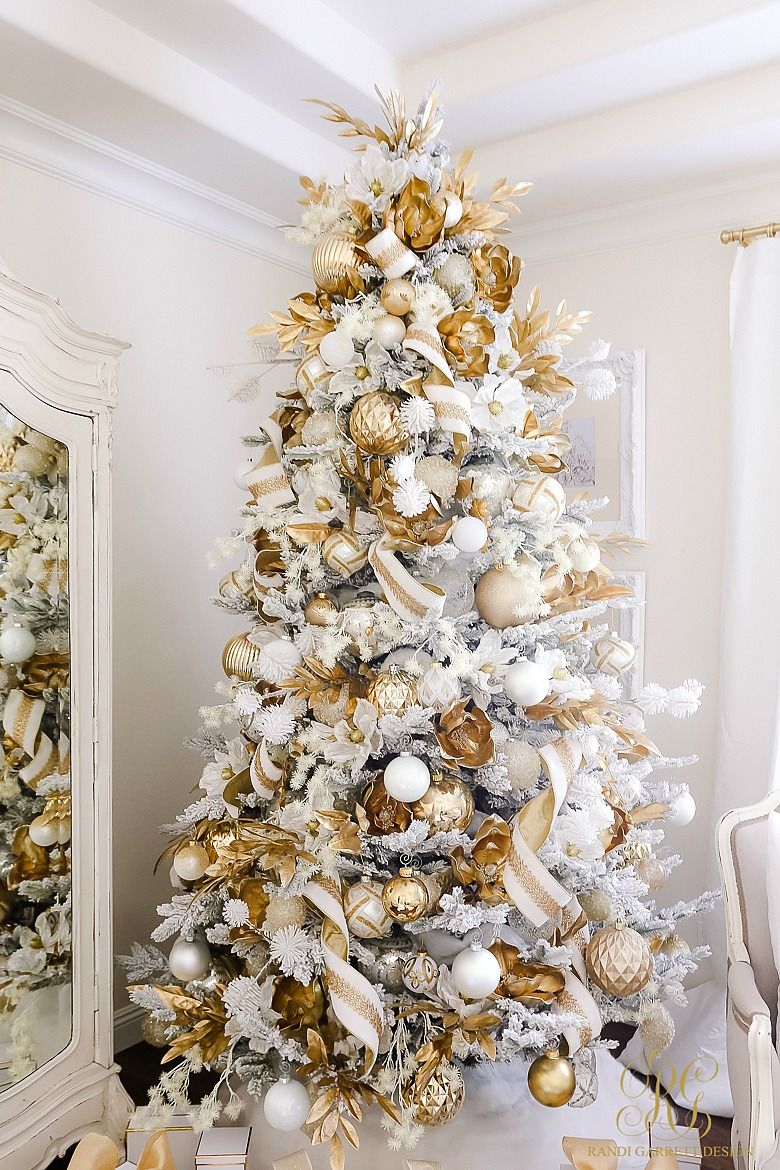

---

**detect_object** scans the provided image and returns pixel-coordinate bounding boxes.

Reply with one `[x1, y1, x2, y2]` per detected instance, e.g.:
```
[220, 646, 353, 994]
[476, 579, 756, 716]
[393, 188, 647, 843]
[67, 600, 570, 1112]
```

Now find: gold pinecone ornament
[348, 391, 408, 455]
[402, 1061, 465, 1127]
[585, 920, 653, 997]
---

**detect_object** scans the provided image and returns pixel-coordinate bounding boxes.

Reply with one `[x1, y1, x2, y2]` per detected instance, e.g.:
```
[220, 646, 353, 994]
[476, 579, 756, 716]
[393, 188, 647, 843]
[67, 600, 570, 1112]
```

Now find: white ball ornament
[319, 329, 356, 370]
[263, 1076, 310, 1132]
[504, 660, 550, 707]
[451, 515, 488, 554]
[28, 816, 59, 848]
[451, 941, 501, 999]
[233, 454, 257, 489]
[0, 624, 36, 664]
[372, 314, 406, 349]
[443, 191, 463, 229]
[668, 791, 696, 827]
[383, 752, 431, 803]
[169, 935, 211, 982]
[172, 841, 210, 882]
[568, 537, 600, 573]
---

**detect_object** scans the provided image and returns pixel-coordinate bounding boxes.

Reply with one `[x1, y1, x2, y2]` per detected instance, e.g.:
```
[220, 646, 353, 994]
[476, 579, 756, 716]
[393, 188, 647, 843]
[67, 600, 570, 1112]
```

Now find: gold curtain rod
[720, 222, 779, 246]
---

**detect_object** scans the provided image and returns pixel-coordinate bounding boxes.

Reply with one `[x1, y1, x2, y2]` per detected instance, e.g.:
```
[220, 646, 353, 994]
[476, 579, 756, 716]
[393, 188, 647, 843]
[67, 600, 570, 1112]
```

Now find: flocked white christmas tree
[123, 85, 716, 1165]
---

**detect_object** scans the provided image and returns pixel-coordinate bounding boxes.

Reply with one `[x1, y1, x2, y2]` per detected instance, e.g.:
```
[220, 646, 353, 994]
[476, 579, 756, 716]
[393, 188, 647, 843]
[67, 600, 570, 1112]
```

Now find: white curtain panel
[713, 237, 780, 821]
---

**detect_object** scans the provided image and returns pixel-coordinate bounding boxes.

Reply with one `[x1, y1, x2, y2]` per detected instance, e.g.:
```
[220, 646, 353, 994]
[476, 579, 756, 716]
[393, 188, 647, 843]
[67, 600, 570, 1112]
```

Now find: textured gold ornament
[360, 776, 412, 835]
[381, 278, 415, 316]
[222, 632, 261, 681]
[366, 666, 418, 715]
[527, 1049, 576, 1107]
[475, 566, 533, 629]
[311, 232, 363, 297]
[410, 772, 474, 834]
[402, 1061, 464, 1127]
[304, 591, 339, 627]
[344, 877, 392, 939]
[321, 529, 368, 577]
[348, 391, 407, 456]
[381, 867, 429, 922]
[585, 921, 653, 997]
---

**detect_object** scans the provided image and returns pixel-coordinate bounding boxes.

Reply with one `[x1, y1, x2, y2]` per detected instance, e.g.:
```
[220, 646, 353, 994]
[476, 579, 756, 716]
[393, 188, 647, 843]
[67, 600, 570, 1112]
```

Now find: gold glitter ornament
[222, 632, 261, 681]
[410, 772, 474, 834]
[348, 391, 407, 456]
[381, 867, 429, 923]
[659, 932, 690, 956]
[312, 684, 351, 727]
[638, 1000, 676, 1055]
[263, 894, 308, 934]
[301, 411, 340, 446]
[311, 232, 363, 298]
[585, 921, 653, 997]
[366, 666, 418, 715]
[402, 1061, 464, 1127]
[141, 1013, 170, 1049]
[527, 1049, 576, 1107]
[380, 277, 415, 316]
[344, 877, 393, 939]
[578, 888, 613, 923]
[304, 591, 339, 627]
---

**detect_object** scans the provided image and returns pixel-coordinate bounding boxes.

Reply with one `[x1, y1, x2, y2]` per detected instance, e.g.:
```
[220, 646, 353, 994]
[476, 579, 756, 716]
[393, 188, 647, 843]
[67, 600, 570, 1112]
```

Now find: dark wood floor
[51, 1038, 733, 1168]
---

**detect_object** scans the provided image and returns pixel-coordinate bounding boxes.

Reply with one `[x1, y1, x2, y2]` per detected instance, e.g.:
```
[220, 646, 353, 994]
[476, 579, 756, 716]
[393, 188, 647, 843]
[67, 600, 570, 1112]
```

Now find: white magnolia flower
[400, 396, 436, 435]
[293, 464, 348, 523]
[319, 698, 382, 769]
[416, 664, 462, 711]
[486, 320, 521, 375]
[555, 801, 614, 862]
[407, 149, 442, 192]
[345, 146, 409, 212]
[469, 374, 530, 435]
[393, 478, 431, 518]
[469, 629, 517, 705]
[199, 737, 251, 799]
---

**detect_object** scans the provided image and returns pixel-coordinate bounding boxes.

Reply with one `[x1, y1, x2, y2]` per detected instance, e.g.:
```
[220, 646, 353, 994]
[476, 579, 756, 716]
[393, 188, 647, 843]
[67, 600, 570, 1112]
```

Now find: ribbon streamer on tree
[368, 537, 445, 623]
[421, 370, 472, 457]
[244, 418, 296, 509]
[249, 739, 282, 799]
[303, 875, 383, 1073]
[2, 688, 68, 789]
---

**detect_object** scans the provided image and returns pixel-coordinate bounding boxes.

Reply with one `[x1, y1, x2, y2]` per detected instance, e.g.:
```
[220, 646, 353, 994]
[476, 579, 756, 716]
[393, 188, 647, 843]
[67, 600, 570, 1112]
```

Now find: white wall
[0, 155, 301, 1016]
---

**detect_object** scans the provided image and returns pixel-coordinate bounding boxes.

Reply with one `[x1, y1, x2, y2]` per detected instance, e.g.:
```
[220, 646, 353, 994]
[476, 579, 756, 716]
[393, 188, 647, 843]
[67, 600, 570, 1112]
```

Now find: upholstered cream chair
[718, 793, 780, 1169]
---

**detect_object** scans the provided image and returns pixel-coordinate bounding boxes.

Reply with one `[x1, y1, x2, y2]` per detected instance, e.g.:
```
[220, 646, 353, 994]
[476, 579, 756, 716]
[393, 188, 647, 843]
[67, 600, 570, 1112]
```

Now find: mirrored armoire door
[0, 259, 131, 1169]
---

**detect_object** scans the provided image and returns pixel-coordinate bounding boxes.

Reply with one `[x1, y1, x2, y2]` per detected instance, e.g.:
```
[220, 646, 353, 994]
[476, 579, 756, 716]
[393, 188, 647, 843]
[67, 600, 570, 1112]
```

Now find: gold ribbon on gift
[562, 1136, 681, 1169]
[66, 1129, 174, 1170]
[2, 688, 68, 789]
[303, 875, 383, 1074]
[244, 418, 296, 510]
[368, 537, 445, 623]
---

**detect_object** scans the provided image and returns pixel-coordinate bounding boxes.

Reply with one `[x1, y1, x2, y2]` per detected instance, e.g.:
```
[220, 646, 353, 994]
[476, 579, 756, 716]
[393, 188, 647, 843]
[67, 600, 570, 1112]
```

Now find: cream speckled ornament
[475, 563, 538, 629]
[578, 888, 613, 922]
[433, 253, 473, 300]
[173, 842, 210, 882]
[585, 921, 653, 997]
[264, 894, 308, 934]
[381, 278, 415, 316]
[502, 739, 542, 792]
[344, 878, 393, 939]
[639, 1000, 676, 1055]
[512, 474, 566, 523]
[592, 633, 637, 676]
[415, 454, 459, 503]
[301, 411, 340, 446]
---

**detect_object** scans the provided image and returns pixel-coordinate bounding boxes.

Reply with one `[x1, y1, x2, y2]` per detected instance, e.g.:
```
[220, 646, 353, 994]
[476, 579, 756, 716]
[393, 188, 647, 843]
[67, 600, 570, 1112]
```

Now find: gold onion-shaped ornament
[527, 1049, 576, 1107]
[366, 666, 418, 715]
[381, 867, 429, 922]
[311, 232, 363, 298]
[222, 632, 261, 681]
[348, 391, 408, 456]
[585, 920, 653, 997]
[402, 1061, 464, 1127]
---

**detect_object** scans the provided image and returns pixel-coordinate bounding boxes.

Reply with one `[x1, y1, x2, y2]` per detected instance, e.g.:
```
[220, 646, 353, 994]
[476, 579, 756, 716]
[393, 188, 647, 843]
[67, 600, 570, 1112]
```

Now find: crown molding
[0, 93, 309, 276]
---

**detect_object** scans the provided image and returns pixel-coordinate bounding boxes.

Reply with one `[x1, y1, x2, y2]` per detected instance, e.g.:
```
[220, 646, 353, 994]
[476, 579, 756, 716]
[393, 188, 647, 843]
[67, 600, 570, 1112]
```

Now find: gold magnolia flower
[436, 700, 494, 769]
[272, 975, 326, 1029]
[388, 176, 447, 250]
[473, 243, 522, 313]
[488, 940, 565, 1003]
[450, 814, 510, 905]
[438, 310, 496, 377]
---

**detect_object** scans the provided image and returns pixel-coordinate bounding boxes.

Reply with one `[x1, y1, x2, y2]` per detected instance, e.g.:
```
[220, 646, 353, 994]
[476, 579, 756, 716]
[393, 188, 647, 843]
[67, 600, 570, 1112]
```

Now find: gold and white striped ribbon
[244, 419, 295, 509]
[368, 538, 445, 623]
[250, 739, 281, 799]
[504, 807, 573, 927]
[422, 374, 472, 447]
[538, 737, 583, 817]
[554, 967, 603, 1056]
[303, 875, 383, 1073]
[403, 323, 453, 383]
[2, 688, 59, 789]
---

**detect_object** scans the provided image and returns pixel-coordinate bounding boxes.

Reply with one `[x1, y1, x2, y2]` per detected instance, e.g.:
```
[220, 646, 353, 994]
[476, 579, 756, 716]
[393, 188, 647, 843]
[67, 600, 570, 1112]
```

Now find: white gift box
[126, 1110, 198, 1169]
[195, 1126, 251, 1168]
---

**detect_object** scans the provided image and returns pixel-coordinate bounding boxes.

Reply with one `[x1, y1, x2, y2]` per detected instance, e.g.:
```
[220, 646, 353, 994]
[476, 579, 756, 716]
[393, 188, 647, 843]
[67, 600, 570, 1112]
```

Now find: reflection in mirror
[0, 410, 70, 1086]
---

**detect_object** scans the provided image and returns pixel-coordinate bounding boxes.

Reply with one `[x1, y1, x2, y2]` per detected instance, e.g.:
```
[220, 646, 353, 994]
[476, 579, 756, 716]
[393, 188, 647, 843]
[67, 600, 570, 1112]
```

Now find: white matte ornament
[0, 624, 36, 664]
[372, 314, 406, 348]
[443, 191, 463, 229]
[169, 935, 211, 982]
[319, 330, 356, 370]
[383, 753, 431, 802]
[28, 817, 58, 848]
[504, 659, 550, 706]
[451, 943, 501, 999]
[668, 791, 696, 827]
[451, 515, 488, 554]
[568, 537, 600, 573]
[234, 455, 257, 489]
[173, 842, 210, 882]
[263, 1077, 310, 1132]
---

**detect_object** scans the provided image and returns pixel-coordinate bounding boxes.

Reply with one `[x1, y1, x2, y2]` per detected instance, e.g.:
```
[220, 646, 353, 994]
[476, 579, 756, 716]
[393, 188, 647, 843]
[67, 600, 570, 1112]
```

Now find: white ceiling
[0, 0, 777, 241]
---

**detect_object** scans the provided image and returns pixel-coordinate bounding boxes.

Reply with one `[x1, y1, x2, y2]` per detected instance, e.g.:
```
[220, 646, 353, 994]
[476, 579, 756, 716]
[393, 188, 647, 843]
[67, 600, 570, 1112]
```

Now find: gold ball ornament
[585, 921, 653, 997]
[659, 932, 690, 956]
[311, 232, 363, 297]
[366, 666, 418, 715]
[410, 772, 474, 834]
[141, 1013, 170, 1049]
[304, 591, 339, 627]
[312, 684, 352, 727]
[402, 951, 439, 996]
[402, 1061, 464, 1127]
[380, 278, 415, 316]
[222, 632, 262, 681]
[172, 841, 210, 882]
[527, 1050, 576, 1107]
[381, 867, 430, 923]
[348, 391, 408, 456]
[475, 563, 537, 630]
[296, 352, 331, 400]
[344, 877, 393, 939]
